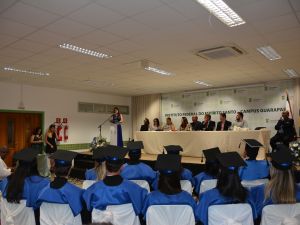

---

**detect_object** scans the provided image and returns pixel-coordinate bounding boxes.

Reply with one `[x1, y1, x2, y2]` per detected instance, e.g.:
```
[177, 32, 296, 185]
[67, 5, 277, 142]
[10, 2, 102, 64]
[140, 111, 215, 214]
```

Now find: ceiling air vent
[196, 45, 245, 60]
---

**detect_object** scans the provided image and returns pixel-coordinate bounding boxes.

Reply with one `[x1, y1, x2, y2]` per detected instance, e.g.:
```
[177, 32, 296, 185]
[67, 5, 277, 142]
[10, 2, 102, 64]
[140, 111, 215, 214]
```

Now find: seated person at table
[0, 146, 11, 181]
[239, 139, 269, 181]
[85, 148, 106, 181]
[194, 147, 221, 195]
[250, 145, 300, 217]
[232, 112, 248, 128]
[201, 114, 215, 131]
[121, 141, 156, 185]
[37, 151, 83, 219]
[162, 117, 176, 131]
[83, 146, 148, 220]
[190, 115, 203, 131]
[142, 154, 196, 219]
[150, 118, 162, 131]
[216, 113, 232, 131]
[195, 152, 257, 225]
[140, 118, 150, 131]
[1, 148, 50, 224]
[179, 117, 191, 131]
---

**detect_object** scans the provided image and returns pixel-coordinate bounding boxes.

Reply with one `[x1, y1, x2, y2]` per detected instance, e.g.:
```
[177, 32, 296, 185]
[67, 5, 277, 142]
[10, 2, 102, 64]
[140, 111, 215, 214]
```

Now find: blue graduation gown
[1, 176, 50, 210]
[193, 172, 214, 194]
[195, 188, 257, 225]
[250, 184, 300, 217]
[83, 179, 148, 215]
[142, 190, 196, 218]
[37, 182, 84, 216]
[239, 160, 269, 181]
[85, 168, 97, 180]
[121, 162, 157, 184]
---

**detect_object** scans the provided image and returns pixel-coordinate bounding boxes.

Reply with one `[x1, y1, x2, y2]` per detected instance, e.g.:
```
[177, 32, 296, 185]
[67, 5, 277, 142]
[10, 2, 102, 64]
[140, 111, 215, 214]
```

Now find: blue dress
[250, 184, 300, 217]
[239, 160, 269, 181]
[83, 178, 148, 215]
[1, 175, 50, 210]
[193, 172, 215, 194]
[85, 168, 97, 180]
[121, 162, 157, 185]
[37, 179, 84, 216]
[142, 190, 196, 218]
[195, 188, 257, 225]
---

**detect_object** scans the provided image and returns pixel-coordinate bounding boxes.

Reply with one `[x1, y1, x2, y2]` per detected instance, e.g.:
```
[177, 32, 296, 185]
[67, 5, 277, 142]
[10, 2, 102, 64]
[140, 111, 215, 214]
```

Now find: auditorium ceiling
[0, 0, 299, 96]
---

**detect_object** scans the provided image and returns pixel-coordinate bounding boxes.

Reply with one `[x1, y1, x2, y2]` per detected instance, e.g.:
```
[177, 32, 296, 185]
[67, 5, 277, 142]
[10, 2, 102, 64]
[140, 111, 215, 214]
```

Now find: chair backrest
[92, 203, 140, 225]
[1, 198, 36, 225]
[130, 180, 150, 193]
[208, 204, 254, 225]
[40, 202, 82, 225]
[261, 203, 300, 225]
[82, 180, 96, 189]
[180, 180, 193, 195]
[200, 179, 217, 194]
[241, 178, 269, 189]
[146, 205, 195, 225]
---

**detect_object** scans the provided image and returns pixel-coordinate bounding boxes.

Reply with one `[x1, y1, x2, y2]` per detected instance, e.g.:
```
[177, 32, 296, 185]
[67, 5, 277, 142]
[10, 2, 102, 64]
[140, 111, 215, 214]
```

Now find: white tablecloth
[135, 130, 271, 159]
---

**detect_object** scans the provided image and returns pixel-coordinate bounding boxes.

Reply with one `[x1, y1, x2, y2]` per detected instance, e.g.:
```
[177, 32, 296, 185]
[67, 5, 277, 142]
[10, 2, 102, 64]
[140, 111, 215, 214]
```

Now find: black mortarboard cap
[155, 154, 181, 174]
[92, 147, 107, 163]
[50, 150, 78, 167]
[127, 141, 144, 154]
[100, 145, 128, 164]
[216, 152, 246, 170]
[242, 139, 263, 149]
[270, 144, 293, 170]
[164, 145, 183, 155]
[203, 147, 221, 163]
[13, 147, 39, 163]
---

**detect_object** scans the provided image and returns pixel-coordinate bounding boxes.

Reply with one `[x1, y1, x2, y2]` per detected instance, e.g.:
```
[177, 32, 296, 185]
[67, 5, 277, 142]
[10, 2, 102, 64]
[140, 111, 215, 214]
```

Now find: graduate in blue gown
[85, 147, 106, 181]
[142, 154, 196, 220]
[250, 144, 300, 218]
[239, 139, 269, 180]
[1, 148, 50, 225]
[37, 151, 84, 219]
[83, 145, 148, 221]
[195, 152, 257, 225]
[193, 147, 221, 195]
[121, 141, 157, 185]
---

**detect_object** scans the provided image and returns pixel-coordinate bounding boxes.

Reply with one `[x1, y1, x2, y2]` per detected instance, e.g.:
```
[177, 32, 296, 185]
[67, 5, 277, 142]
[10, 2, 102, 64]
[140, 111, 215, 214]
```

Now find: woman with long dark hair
[45, 124, 57, 154]
[140, 118, 150, 131]
[195, 152, 257, 225]
[31, 127, 43, 152]
[179, 117, 191, 131]
[150, 118, 161, 131]
[110, 107, 124, 147]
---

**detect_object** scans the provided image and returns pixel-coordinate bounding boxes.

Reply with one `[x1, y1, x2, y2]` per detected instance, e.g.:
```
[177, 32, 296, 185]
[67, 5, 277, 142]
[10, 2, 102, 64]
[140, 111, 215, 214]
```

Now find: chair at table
[208, 204, 254, 225]
[130, 180, 150, 193]
[241, 178, 269, 190]
[146, 205, 195, 225]
[1, 198, 35, 225]
[180, 180, 193, 195]
[261, 203, 300, 225]
[82, 180, 96, 189]
[199, 179, 217, 194]
[92, 203, 140, 225]
[40, 202, 82, 225]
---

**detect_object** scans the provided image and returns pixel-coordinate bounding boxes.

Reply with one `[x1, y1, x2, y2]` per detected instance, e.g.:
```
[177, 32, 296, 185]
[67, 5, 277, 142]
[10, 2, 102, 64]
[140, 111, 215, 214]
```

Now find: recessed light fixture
[59, 43, 112, 59]
[283, 69, 299, 78]
[194, 80, 212, 86]
[257, 46, 282, 61]
[196, 0, 246, 27]
[3, 66, 50, 76]
[144, 66, 172, 76]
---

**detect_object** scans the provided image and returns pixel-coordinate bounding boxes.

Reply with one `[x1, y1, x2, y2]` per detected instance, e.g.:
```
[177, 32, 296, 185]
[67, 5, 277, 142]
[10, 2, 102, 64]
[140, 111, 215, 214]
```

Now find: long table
[135, 130, 271, 159]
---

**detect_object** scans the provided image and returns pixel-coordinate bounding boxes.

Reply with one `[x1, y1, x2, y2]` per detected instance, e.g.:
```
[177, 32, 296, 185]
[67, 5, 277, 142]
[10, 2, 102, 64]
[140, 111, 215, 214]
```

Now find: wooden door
[0, 112, 42, 166]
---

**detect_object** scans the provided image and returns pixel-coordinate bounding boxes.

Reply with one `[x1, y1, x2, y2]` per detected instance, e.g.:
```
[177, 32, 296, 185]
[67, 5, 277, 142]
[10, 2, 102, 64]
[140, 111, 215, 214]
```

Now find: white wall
[0, 81, 132, 144]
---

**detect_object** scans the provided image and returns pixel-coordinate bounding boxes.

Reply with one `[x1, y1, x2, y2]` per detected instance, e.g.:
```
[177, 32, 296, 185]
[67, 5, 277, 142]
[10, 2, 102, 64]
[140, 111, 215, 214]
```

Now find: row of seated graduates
[0, 140, 299, 225]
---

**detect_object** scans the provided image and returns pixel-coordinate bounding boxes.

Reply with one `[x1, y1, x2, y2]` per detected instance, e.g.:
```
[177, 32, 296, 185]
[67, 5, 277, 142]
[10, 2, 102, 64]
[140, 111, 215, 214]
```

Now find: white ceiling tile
[0, 0, 18, 13]
[263, 27, 300, 43]
[9, 40, 50, 53]
[24, 30, 67, 46]
[0, 34, 18, 48]
[289, 0, 300, 11]
[0, 47, 34, 59]
[0, 18, 37, 37]
[73, 30, 122, 46]
[107, 40, 144, 54]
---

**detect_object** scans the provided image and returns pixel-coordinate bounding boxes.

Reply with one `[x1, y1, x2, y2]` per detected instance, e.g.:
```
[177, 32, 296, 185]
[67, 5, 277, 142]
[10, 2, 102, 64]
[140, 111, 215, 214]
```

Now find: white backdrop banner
[161, 80, 296, 135]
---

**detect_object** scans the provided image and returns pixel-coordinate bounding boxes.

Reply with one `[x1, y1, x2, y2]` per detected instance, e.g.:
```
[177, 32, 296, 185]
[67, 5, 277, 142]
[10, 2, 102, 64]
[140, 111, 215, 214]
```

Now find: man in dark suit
[202, 114, 215, 131]
[216, 113, 232, 131]
[270, 111, 296, 151]
[190, 115, 203, 131]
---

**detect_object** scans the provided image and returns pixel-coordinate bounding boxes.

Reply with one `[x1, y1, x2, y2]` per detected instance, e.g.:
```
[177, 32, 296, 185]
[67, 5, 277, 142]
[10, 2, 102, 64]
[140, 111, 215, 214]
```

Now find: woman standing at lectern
[110, 107, 124, 147]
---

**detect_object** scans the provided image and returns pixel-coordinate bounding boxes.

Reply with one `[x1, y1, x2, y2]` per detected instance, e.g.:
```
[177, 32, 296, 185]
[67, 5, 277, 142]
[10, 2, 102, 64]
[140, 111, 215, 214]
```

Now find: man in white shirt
[0, 146, 11, 179]
[232, 112, 248, 128]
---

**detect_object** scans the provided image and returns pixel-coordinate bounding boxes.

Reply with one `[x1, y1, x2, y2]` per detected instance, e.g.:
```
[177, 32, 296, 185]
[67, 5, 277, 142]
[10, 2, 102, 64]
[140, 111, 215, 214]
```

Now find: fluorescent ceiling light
[196, 0, 245, 27]
[59, 43, 112, 59]
[144, 66, 172, 76]
[257, 46, 282, 61]
[283, 69, 298, 78]
[194, 80, 212, 86]
[3, 66, 49, 76]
